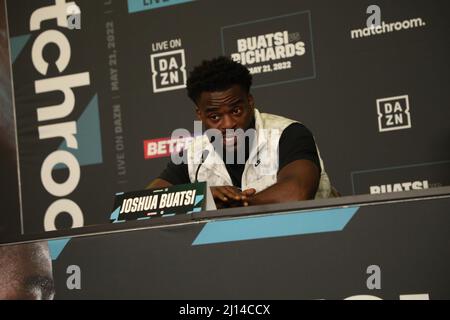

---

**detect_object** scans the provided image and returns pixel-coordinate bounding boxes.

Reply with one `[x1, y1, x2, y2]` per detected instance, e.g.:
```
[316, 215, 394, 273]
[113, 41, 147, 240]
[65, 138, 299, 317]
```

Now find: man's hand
[211, 186, 256, 208]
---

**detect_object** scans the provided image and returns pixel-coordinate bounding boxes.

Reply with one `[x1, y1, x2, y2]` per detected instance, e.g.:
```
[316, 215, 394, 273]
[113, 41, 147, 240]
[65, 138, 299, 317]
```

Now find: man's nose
[220, 114, 237, 130]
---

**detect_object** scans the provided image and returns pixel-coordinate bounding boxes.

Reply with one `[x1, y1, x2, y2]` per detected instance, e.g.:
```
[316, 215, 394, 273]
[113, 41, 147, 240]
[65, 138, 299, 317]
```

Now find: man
[148, 56, 332, 208]
[0, 242, 55, 300]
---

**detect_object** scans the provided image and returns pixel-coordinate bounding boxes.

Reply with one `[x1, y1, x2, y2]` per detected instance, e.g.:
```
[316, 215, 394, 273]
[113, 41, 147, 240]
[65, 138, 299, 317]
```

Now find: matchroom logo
[377, 95, 411, 132]
[221, 11, 316, 88]
[150, 38, 187, 93]
[350, 17, 426, 39]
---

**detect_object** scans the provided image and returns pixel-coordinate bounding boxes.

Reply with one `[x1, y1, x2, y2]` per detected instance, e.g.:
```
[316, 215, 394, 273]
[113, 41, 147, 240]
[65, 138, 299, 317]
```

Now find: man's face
[195, 84, 255, 149]
[0, 242, 54, 300]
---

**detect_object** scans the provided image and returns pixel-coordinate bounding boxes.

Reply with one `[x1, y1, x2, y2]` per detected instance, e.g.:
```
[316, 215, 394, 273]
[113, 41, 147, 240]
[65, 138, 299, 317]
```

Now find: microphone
[255, 149, 261, 167]
[194, 150, 209, 183]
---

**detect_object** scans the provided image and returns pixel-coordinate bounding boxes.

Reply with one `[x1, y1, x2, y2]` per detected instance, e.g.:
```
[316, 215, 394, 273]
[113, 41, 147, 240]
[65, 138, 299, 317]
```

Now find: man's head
[0, 242, 54, 300]
[187, 57, 255, 149]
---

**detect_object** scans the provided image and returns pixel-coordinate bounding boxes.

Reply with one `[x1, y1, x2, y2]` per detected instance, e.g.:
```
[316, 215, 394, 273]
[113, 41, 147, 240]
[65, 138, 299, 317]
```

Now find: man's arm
[247, 159, 320, 206]
[245, 123, 322, 206]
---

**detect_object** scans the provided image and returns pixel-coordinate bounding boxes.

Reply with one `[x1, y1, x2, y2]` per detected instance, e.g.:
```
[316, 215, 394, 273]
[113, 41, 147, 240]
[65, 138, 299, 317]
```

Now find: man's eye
[232, 108, 242, 115]
[209, 114, 220, 120]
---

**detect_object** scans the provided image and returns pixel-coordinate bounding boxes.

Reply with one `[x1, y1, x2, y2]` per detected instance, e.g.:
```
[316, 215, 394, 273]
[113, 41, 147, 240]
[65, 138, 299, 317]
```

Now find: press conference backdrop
[1, 0, 449, 240]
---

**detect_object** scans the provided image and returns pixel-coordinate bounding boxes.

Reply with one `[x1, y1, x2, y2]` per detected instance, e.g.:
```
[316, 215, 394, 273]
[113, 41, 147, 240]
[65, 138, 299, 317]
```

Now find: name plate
[110, 182, 215, 223]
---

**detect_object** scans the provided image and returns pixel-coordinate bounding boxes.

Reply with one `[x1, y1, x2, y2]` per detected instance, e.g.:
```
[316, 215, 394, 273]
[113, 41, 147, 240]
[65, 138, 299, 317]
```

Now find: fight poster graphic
[6, 0, 124, 235]
[5, 0, 198, 239]
[351, 161, 450, 195]
[221, 11, 316, 88]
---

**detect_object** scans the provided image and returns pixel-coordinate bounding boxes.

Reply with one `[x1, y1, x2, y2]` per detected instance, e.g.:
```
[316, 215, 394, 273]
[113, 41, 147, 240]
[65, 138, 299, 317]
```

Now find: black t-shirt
[158, 123, 321, 188]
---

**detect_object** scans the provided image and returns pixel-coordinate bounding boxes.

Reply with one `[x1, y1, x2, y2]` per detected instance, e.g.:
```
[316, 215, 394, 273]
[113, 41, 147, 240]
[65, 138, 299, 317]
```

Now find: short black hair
[186, 56, 252, 103]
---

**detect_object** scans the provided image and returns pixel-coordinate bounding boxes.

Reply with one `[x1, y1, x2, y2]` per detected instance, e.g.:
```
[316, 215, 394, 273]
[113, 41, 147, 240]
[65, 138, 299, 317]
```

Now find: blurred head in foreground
[0, 241, 54, 300]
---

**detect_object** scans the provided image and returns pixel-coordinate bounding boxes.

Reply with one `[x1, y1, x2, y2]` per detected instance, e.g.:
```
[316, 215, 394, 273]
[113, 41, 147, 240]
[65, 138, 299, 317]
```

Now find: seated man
[148, 56, 332, 208]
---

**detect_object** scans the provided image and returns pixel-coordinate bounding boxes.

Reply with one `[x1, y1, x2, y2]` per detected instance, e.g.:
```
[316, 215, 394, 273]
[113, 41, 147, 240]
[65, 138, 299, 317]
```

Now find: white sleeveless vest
[186, 109, 332, 199]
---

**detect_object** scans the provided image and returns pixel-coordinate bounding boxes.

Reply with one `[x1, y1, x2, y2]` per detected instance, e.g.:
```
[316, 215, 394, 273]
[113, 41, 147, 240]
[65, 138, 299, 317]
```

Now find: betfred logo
[144, 137, 192, 159]
[370, 180, 429, 194]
